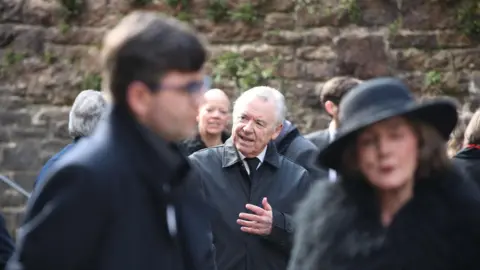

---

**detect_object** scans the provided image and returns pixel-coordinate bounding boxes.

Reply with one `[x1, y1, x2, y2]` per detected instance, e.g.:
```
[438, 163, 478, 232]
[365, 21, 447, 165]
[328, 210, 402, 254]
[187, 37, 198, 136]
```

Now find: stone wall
[0, 0, 479, 234]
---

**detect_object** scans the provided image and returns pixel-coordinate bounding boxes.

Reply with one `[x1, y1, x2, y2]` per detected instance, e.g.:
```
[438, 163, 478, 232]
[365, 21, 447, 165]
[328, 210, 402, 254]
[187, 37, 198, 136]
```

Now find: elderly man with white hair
[34, 89, 107, 190]
[188, 86, 311, 270]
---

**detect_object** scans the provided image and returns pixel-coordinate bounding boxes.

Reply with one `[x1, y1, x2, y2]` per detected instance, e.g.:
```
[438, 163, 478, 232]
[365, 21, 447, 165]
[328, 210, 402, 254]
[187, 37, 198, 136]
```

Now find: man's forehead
[237, 99, 275, 120]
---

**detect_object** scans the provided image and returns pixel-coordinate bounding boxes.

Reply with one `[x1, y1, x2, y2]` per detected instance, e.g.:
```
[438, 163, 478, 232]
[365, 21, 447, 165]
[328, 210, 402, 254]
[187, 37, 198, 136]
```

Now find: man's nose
[212, 110, 221, 118]
[243, 121, 254, 133]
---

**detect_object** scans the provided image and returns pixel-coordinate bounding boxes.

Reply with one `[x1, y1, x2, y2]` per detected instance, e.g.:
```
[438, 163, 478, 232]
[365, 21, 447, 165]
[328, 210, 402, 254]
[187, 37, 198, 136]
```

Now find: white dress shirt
[238, 146, 267, 175]
[328, 121, 337, 182]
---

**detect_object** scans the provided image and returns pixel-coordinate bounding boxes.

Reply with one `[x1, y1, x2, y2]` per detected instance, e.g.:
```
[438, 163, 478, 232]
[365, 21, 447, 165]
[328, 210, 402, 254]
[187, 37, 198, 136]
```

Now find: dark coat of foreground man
[8, 107, 216, 270]
[189, 140, 310, 270]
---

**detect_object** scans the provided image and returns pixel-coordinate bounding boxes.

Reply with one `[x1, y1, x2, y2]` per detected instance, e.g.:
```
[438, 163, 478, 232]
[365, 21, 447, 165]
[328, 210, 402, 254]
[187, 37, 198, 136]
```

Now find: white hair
[233, 86, 286, 126]
[69, 90, 108, 138]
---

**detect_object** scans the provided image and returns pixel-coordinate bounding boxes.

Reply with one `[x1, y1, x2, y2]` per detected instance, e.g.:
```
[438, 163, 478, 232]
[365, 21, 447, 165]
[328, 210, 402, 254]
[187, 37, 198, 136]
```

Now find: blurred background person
[447, 113, 472, 157]
[452, 108, 480, 187]
[180, 88, 230, 155]
[305, 76, 362, 182]
[289, 78, 480, 270]
[33, 89, 107, 190]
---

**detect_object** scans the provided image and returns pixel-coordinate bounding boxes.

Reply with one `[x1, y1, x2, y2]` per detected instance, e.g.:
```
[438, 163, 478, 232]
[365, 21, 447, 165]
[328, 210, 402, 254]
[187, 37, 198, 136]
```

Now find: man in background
[305, 76, 362, 181]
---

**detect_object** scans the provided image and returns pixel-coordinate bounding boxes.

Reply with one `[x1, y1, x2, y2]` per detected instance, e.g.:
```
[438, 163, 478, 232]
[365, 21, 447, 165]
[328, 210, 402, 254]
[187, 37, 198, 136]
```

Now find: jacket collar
[108, 105, 190, 187]
[455, 146, 480, 160]
[221, 138, 280, 169]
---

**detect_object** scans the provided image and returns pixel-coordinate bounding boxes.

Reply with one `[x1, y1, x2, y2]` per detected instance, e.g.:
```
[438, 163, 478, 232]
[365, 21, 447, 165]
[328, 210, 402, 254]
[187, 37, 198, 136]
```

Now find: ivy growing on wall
[57, 0, 85, 22]
[212, 52, 281, 94]
[206, 0, 267, 24]
[295, 0, 361, 24]
[81, 72, 102, 91]
[456, 0, 480, 39]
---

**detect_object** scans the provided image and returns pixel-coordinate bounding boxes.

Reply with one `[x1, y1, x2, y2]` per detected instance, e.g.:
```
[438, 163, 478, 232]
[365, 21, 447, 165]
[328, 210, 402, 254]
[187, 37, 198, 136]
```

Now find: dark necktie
[245, 157, 260, 179]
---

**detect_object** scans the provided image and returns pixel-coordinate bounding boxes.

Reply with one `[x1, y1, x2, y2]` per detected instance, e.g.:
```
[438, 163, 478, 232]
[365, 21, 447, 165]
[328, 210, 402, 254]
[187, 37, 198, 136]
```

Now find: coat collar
[107, 105, 190, 187]
[455, 147, 480, 160]
[221, 138, 280, 169]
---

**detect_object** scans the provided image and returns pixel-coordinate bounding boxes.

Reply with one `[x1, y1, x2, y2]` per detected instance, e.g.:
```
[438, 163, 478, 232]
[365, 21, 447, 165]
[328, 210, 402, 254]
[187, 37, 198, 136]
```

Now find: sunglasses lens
[203, 76, 212, 90]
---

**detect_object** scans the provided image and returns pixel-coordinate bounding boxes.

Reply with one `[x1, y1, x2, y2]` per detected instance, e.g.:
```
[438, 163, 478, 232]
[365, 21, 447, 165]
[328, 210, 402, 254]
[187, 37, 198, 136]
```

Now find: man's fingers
[238, 212, 264, 222]
[245, 204, 265, 215]
[240, 226, 267, 235]
[236, 219, 264, 229]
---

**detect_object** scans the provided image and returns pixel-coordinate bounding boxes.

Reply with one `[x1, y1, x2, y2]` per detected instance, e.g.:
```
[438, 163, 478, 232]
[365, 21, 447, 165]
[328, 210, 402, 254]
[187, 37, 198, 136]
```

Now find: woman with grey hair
[452, 108, 480, 188]
[288, 78, 480, 270]
[34, 90, 107, 189]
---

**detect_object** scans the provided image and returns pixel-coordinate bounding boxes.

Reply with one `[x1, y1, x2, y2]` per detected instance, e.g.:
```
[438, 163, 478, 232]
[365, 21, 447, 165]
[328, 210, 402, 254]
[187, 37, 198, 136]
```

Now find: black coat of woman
[288, 78, 480, 270]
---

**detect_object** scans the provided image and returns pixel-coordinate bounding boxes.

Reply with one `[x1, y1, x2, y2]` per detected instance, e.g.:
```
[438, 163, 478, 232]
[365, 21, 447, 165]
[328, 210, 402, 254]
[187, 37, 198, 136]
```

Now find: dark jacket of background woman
[453, 146, 480, 188]
[179, 132, 230, 156]
[288, 167, 480, 270]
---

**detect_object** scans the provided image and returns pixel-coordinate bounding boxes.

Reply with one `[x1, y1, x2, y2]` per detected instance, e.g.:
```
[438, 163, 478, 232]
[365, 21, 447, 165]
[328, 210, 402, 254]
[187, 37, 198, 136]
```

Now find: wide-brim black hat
[318, 77, 458, 171]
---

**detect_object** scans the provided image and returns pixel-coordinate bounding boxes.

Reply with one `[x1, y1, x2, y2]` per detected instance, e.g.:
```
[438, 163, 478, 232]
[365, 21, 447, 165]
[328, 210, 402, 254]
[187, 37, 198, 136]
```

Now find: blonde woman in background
[447, 113, 472, 157]
[452, 109, 480, 188]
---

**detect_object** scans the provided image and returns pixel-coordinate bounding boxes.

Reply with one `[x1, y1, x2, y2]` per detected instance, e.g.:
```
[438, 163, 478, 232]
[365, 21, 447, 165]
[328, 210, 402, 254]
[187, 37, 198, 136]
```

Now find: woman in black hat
[288, 77, 480, 270]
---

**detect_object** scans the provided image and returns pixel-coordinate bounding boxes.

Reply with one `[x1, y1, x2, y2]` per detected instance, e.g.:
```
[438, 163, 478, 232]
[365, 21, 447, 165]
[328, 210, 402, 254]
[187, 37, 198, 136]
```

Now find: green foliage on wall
[425, 70, 442, 87]
[81, 73, 102, 91]
[57, 0, 85, 21]
[456, 0, 480, 38]
[206, 0, 266, 24]
[212, 52, 281, 93]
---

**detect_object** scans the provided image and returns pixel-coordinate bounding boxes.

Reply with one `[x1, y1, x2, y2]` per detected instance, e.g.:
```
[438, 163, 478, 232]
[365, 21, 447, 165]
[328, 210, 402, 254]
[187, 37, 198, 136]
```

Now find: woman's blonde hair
[463, 109, 480, 146]
[446, 113, 471, 157]
[340, 116, 450, 180]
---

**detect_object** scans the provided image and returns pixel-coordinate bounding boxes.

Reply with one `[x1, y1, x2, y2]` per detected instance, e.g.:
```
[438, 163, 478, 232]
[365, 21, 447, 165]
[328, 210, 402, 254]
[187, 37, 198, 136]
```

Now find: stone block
[334, 35, 392, 79]
[264, 0, 295, 12]
[394, 49, 451, 72]
[9, 171, 37, 192]
[294, 1, 349, 28]
[1, 140, 42, 170]
[238, 44, 295, 61]
[264, 13, 295, 30]
[0, 189, 27, 208]
[389, 33, 438, 49]
[356, 0, 398, 27]
[264, 30, 302, 45]
[206, 21, 263, 43]
[297, 46, 337, 61]
[22, 0, 63, 26]
[436, 32, 474, 49]
[301, 61, 337, 81]
[400, 1, 457, 30]
[45, 26, 106, 46]
[0, 0, 23, 23]
[302, 28, 336, 46]
[0, 110, 32, 127]
[0, 25, 46, 54]
[276, 61, 302, 79]
[9, 126, 49, 140]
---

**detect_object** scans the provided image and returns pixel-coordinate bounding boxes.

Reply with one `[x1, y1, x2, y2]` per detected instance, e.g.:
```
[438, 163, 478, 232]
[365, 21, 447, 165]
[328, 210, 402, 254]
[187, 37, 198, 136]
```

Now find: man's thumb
[262, 197, 272, 211]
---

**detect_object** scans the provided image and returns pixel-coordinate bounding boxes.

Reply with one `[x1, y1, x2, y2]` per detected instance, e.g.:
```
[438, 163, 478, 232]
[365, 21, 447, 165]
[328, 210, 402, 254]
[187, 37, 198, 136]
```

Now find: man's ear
[127, 81, 151, 119]
[324, 100, 338, 117]
[271, 123, 283, 140]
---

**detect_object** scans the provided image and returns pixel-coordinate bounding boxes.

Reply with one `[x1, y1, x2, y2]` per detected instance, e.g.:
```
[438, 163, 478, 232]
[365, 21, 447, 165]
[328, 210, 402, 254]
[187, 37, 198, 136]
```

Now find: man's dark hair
[101, 11, 207, 106]
[320, 76, 362, 105]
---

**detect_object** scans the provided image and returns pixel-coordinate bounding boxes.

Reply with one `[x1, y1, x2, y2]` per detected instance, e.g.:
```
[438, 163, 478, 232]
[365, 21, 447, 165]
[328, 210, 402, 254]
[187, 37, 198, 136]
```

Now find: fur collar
[288, 167, 473, 270]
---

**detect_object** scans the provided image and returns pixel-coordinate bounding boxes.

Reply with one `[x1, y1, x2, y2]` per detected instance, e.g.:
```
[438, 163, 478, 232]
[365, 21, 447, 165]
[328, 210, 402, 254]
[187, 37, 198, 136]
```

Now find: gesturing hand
[237, 197, 273, 236]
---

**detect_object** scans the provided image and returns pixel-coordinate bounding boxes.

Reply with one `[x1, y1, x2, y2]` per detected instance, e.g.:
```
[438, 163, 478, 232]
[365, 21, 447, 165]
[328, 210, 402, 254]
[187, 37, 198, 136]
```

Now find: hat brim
[318, 99, 458, 171]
